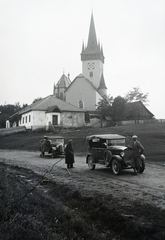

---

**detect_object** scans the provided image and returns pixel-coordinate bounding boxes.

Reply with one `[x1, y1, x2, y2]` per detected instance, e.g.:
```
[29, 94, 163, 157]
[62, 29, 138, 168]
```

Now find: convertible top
[47, 136, 64, 139]
[86, 134, 125, 140]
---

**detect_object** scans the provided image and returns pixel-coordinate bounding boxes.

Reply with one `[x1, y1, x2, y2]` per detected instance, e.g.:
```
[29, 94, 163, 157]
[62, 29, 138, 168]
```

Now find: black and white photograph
[0, 0, 165, 239]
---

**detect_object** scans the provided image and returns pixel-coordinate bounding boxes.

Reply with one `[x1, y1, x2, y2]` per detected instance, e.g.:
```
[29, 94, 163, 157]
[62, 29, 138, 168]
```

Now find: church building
[54, 13, 107, 111]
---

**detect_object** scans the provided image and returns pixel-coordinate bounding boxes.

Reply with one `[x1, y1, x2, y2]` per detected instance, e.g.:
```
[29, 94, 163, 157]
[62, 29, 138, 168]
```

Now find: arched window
[79, 100, 84, 109]
[60, 92, 63, 100]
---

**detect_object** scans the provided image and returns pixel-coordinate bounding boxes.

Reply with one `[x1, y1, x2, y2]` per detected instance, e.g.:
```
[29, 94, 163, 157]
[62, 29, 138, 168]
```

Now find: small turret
[98, 73, 107, 96]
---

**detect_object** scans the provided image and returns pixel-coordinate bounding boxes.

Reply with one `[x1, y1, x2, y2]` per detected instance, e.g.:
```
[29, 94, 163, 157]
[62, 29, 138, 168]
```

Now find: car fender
[140, 154, 145, 161]
[110, 155, 122, 164]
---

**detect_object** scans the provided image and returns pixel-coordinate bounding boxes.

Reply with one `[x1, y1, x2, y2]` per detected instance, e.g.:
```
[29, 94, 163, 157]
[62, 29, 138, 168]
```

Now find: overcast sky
[0, 0, 165, 118]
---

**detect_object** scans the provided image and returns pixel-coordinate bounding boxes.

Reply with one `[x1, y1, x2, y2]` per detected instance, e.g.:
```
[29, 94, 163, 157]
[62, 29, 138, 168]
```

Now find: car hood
[108, 146, 127, 151]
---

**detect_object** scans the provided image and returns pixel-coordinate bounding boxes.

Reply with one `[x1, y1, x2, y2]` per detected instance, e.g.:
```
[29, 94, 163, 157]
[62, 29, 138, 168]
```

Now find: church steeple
[81, 13, 104, 63]
[87, 12, 97, 51]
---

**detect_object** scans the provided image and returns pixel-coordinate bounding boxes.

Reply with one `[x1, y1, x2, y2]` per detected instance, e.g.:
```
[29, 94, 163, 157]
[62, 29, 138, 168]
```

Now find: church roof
[65, 73, 102, 95]
[98, 73, 107, 89]
[55, 74, 71, 88]
[16, 95, 85, 115]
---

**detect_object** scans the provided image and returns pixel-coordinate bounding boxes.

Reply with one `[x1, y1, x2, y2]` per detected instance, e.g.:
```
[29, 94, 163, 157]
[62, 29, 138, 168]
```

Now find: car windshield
[107, 139, 125, 146]
[50, 138, 64, 144]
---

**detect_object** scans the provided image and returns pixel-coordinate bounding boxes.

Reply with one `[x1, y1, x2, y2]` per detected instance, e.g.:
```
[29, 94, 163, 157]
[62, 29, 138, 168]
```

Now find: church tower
[53, 73, 71, 101]
[81, 13, 107, 96]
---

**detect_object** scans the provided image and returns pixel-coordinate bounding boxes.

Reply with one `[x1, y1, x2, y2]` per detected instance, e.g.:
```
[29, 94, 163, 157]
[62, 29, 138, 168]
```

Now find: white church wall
[66, 76, 99, 111]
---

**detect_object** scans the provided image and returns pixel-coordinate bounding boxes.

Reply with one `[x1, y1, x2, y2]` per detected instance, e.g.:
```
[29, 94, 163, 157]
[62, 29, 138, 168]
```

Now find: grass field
[1, 122, 165, 162]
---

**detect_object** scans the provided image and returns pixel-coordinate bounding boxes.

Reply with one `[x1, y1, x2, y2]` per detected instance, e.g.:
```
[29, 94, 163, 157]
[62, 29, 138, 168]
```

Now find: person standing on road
[65, 139, 75, 169]
[40, 136, 50, 156]
[129, 135, 144, 174]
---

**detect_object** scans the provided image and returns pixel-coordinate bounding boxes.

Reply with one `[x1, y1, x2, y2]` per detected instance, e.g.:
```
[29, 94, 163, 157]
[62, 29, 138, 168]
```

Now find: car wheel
[88, 156, 95, 170]
[137, 159, 145, 173]
[111, 159, 121, 175]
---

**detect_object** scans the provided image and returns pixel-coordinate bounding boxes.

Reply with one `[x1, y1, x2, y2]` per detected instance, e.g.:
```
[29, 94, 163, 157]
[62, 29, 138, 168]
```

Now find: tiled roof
[18, 95, 85, 115]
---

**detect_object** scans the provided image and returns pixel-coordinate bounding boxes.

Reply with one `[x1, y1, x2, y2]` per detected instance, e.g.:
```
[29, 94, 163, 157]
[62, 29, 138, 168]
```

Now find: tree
[96, 94, 113, 118]
[33, 97, 42, 103]
[125, 87, 149, 103]
[112, 96, 127, 122]
[0, 103, 27, 128]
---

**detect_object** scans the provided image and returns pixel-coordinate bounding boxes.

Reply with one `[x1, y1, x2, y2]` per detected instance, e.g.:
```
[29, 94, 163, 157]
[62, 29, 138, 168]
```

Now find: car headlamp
[120, 151, 125, 157]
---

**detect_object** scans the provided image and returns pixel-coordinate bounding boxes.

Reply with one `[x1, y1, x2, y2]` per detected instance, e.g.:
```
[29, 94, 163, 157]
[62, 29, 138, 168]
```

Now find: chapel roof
[55, 73, 71, 88]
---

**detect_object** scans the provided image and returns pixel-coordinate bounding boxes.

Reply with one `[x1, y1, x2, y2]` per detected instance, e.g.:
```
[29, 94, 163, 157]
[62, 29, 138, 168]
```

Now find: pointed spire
[98, 73, 107, 96]
[87, 12, 98, 50]
[98, 73, 107, 89]
[81, 40, 84, 53]
[81, 12, 104, 63]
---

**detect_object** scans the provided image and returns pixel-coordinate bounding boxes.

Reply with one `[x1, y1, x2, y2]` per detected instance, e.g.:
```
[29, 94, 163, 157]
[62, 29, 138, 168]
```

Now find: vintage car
[86, 134, 145, 175]
[40, 135, 65, 158]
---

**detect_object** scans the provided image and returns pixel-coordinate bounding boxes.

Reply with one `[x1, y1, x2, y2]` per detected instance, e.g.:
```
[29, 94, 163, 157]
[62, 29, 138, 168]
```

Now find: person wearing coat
[40, 136, 51, 156]
[65, 139, 74, 169]
[130, 135, 144, 174]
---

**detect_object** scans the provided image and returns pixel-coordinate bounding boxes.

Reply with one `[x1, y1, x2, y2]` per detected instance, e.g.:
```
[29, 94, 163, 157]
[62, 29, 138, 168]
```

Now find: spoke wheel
[111, 159, 121, 175]
[88, 156, 95, 170]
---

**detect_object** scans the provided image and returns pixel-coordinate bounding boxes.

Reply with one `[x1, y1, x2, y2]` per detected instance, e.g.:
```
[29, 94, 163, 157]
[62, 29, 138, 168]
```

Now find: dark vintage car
[40, 135, 65, 158]
[86, 134, 145, 175]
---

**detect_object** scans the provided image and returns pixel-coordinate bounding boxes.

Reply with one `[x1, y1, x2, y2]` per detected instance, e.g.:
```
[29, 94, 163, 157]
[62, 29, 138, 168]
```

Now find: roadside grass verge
[1, 162, 165, 240]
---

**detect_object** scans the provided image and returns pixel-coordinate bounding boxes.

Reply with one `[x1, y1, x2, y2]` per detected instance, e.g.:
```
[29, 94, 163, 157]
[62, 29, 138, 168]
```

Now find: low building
[125, 101, 154, 120]
[9, 95, 86, 131]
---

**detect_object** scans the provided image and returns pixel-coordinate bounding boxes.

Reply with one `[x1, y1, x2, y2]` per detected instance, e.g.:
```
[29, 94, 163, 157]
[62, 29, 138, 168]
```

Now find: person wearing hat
[65, 139, 75, 169]
[130, 135, 144, 174]
[40, 136, 51, 156]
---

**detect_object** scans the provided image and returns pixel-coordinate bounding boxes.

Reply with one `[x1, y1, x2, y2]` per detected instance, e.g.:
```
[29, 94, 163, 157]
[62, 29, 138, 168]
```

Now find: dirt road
[1, 149, 165, 210]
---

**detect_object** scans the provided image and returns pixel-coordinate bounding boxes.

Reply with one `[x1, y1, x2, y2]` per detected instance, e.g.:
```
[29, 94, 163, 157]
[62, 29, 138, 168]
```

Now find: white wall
[19, 112, 33, 129]
[19, 111, 46, 130]
[66, 76, 101, 111]
[82, 60, 103, 89]
[46, 112, 60, 130]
